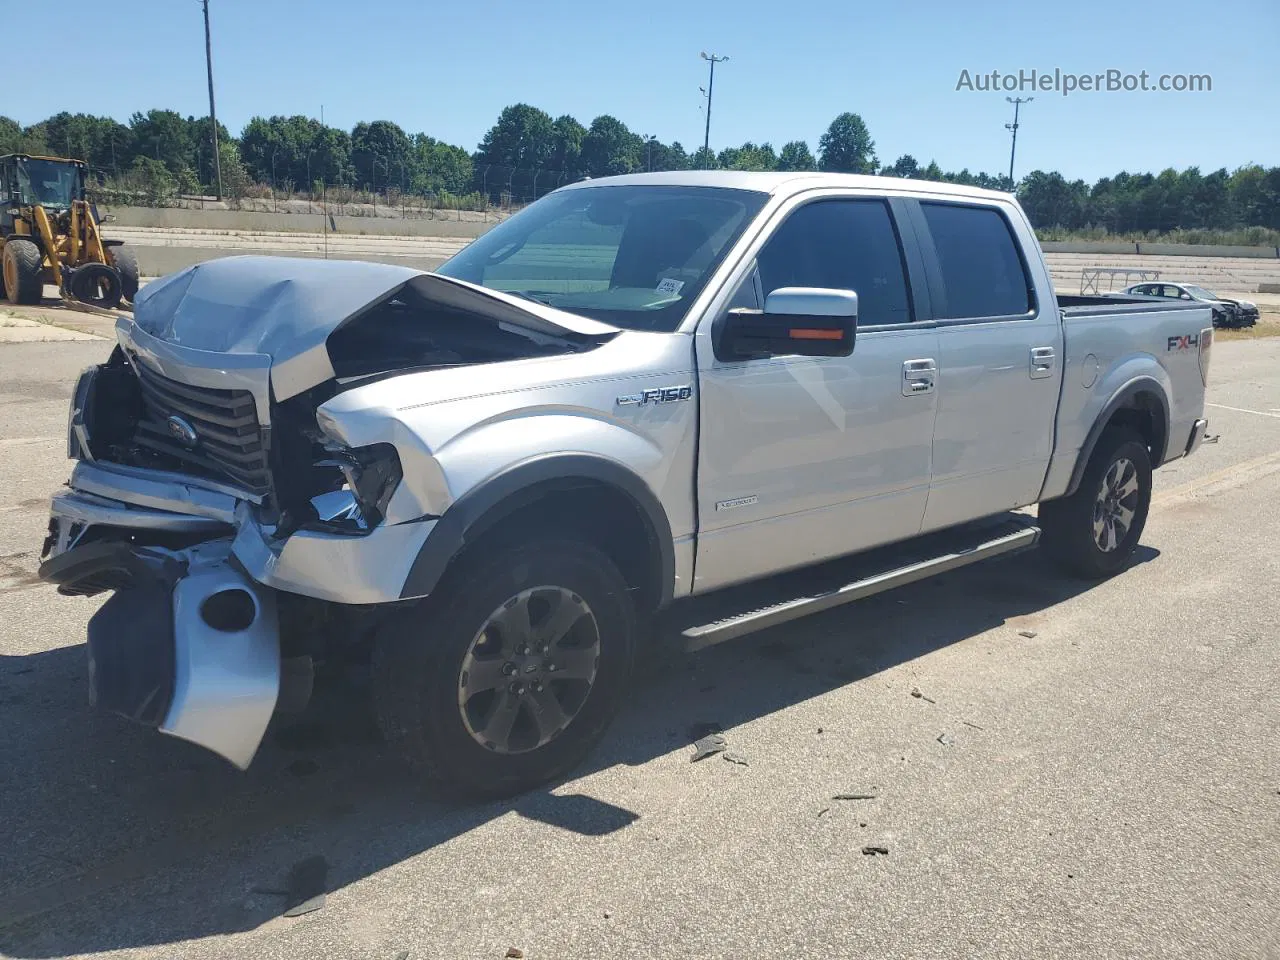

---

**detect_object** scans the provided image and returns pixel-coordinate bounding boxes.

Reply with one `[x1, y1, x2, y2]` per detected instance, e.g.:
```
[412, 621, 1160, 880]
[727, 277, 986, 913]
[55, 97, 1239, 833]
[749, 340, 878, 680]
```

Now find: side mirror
[715, 287, 858, 362]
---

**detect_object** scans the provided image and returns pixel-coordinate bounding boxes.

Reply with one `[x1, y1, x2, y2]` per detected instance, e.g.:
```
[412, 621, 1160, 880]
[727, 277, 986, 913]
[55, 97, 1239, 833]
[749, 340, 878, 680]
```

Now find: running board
[676, 517, 1040, 652]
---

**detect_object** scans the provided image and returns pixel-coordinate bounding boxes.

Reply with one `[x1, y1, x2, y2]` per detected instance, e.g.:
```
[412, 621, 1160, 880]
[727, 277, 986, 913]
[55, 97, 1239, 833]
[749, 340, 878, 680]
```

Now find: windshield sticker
[656, 277, 685, 296]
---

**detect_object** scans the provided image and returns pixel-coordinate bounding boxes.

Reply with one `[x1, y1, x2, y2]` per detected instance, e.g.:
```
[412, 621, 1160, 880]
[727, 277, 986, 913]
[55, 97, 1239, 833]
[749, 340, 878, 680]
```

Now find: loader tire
[2, 238, 44, 305]
[110, 245, 140, 303]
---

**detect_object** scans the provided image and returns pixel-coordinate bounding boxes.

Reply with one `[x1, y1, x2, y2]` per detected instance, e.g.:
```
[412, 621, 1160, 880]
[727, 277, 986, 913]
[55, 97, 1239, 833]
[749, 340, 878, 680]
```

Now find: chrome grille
[130, 359, 271, 495]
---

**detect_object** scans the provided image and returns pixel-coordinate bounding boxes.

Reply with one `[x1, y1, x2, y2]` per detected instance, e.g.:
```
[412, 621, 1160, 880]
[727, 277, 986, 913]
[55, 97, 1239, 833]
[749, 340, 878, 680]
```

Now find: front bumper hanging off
[40, 529, 281, 770]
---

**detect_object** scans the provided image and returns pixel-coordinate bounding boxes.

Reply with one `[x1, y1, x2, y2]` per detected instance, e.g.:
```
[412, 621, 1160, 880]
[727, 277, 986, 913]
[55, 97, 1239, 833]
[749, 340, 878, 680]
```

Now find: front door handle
[902, 358, 937, 397]
[1030, 346, 1056, 379]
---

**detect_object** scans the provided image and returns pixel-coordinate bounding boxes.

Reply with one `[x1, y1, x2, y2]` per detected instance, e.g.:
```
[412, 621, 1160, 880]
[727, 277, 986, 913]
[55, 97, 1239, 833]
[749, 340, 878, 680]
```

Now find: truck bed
[1056, 293, 1209, 317]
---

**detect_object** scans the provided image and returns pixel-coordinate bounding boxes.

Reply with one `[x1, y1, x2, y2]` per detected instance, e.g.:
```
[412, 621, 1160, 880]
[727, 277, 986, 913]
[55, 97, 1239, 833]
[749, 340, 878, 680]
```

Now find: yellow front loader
[0, 153, 139, 309]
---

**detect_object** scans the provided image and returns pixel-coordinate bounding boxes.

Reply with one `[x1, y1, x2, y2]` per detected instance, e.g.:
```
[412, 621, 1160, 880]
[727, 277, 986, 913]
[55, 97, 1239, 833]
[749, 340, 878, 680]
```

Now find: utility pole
[700, 51, 729, 168]
[1005, 96, 1032, 186]
[643, 134, 655, 172]
[202, 0, 223, 199]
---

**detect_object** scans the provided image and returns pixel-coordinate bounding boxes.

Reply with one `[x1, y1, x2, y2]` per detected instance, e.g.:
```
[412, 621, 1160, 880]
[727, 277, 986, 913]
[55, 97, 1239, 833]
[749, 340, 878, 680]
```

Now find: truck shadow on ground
[0, 545, 1157, 956]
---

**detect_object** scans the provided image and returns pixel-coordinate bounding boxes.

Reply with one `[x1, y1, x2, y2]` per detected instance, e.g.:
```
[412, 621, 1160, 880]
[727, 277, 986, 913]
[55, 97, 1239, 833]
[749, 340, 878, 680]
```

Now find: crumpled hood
[128, 256, 617, 400]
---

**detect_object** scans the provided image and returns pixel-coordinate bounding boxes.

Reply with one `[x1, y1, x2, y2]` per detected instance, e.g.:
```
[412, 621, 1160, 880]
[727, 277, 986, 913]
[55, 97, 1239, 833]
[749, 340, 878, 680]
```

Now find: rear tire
[2, 238, 44, 305]
[372, 538, 637, 799]
[110, 245, 140, 303]
[1040, 428, 1152, 579]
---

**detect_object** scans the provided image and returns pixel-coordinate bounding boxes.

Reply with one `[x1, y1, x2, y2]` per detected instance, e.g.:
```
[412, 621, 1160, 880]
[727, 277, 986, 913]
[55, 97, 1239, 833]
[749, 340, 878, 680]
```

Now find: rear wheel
[2, 238, 44, 305]
[1040, 428, 1152, 579]
[109, 245, 140, 303]
[372, 538, 637, 799]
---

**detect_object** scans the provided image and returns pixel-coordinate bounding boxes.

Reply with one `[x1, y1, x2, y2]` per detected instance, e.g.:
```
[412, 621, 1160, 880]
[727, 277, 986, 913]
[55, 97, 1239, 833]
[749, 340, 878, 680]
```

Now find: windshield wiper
[504, 290, 557, 306]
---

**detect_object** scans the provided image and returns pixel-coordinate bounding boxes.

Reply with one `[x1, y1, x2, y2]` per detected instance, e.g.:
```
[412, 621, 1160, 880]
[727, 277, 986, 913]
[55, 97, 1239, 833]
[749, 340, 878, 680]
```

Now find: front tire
[1040, 428, 1152, 579]
[109, 245, 140, 303]
[2, 238, 44, 305]
[372, 538, 636, 799]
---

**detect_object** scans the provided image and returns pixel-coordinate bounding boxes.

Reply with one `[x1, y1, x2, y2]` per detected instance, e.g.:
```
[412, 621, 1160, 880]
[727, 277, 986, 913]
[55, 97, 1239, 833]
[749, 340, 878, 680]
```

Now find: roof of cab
[555, 169, 1013, 202]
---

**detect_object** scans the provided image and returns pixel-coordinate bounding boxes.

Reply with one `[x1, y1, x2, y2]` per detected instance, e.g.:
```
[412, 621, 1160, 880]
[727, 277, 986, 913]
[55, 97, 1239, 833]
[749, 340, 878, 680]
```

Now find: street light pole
[1005, 96, 1033, 186]
[201, 0, 223, 199]
[642, 134, 655, 172]
[700, 51, 729, 168]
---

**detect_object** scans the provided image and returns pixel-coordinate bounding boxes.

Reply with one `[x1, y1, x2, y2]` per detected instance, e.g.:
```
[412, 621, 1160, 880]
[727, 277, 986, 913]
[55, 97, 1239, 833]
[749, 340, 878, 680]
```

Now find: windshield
[436, 184, 768, 332]
[1183, 284, 1218, 300]
[15, 158, 83, 208]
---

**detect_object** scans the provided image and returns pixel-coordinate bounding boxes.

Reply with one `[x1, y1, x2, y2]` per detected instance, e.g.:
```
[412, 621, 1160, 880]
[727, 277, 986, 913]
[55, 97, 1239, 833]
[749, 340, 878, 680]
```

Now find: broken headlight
[313, 443, 402, 530]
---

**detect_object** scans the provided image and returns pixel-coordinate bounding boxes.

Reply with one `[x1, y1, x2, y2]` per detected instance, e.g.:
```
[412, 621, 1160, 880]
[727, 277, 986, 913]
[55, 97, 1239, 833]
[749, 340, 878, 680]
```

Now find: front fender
[397, 451, 675, 603]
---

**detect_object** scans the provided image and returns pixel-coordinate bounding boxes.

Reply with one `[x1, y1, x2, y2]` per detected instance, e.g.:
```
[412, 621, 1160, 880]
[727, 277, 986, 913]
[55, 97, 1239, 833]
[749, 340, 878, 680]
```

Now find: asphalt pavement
[0, 335, 1277, 960]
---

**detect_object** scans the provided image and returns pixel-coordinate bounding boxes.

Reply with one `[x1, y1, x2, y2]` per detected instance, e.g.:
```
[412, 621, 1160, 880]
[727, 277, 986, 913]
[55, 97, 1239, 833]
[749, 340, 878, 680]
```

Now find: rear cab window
[920, 202, 1034, 320]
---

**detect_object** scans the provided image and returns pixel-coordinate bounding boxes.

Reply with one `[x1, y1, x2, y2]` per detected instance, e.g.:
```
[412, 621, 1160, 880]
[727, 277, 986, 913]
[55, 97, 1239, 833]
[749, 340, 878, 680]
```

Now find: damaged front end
[39, 255, 617, 768]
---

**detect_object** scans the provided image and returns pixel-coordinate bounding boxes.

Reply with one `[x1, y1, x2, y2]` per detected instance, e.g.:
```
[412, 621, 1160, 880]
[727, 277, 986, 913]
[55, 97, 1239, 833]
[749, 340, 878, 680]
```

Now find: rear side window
[921, 202, 1032, 319]
[757, 199, 913, 326]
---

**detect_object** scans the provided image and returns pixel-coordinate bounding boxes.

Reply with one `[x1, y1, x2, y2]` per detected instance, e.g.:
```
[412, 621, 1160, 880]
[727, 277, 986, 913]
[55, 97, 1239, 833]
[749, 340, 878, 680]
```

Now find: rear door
[910, 198, 1063, 531]
[693, 193, 940, 592]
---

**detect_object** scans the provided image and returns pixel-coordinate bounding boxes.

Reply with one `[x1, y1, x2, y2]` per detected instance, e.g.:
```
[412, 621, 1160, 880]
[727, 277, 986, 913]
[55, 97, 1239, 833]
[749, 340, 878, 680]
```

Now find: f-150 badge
[617, 385, 693, 406]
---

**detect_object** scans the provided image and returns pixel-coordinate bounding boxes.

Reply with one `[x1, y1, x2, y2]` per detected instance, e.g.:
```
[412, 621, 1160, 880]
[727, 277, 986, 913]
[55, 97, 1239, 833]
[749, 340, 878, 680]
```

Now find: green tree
[351, 120, 413, 192]
[475, 104, 555, 172]
[689, 146, 719, 170]
[719, 142, 777, 171]
[647, 140, 690, 172]
[129, 110, 196, 177]
[818, 113, 877, 174]
[411, 134, 473, 195]
[0, 116, 21, 154]
[580, 115, 641, 178]
[217, 141, 252, 199]
[1017, 170, 1089, 229]
[881, 154, 919, 178]
[776, 140, 817, 171]
[549, 114, 586, 179]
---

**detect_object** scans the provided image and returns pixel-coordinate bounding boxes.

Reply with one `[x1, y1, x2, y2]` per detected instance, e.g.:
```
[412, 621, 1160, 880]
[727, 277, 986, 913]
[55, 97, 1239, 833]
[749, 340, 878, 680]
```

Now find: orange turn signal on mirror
[788, 328, 844, 341]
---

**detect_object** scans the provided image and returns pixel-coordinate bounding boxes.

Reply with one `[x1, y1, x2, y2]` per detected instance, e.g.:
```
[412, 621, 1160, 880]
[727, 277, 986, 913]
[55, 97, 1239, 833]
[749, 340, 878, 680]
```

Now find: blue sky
[20, 0, 1278, 182]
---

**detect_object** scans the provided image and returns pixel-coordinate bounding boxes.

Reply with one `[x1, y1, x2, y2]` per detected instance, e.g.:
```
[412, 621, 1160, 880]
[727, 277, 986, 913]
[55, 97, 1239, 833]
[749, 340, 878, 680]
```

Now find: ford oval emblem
[166, 415, 199, 449]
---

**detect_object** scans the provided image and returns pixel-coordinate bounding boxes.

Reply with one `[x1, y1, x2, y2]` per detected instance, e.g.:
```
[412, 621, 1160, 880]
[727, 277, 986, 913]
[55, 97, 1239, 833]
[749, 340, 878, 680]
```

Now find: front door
[912, 198, 1063, 531]
[693, 196, 940, 593]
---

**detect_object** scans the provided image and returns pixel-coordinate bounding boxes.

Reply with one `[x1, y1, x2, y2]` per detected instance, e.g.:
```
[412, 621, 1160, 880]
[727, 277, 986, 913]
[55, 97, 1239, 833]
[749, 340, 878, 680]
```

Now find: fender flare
[1065, 376, 1171, 497]
[399, 453, 675, 605]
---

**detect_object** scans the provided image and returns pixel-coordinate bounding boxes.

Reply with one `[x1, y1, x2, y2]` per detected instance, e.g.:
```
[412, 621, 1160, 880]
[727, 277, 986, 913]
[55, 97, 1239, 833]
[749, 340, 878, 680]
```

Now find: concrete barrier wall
[104, 206, 494, 239]
[1041, 241, 1279, 259]
[134, 247, 451, 278]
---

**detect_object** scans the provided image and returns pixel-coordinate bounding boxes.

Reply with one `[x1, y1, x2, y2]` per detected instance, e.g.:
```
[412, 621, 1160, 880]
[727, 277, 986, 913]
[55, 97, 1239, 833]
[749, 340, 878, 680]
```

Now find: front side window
[437, 185, 767, 332]
[921, 202, 1033, 319]
[755, 199, 913, 326]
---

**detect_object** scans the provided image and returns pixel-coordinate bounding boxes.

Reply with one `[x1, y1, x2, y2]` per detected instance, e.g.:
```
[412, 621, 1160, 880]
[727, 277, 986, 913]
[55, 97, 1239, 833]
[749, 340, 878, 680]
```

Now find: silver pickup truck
[38, 172, 1213, 797]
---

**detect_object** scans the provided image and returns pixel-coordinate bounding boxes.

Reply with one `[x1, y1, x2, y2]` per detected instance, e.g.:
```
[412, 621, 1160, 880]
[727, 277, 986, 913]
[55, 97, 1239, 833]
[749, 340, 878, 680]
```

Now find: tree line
[3, 106, 1278, 236]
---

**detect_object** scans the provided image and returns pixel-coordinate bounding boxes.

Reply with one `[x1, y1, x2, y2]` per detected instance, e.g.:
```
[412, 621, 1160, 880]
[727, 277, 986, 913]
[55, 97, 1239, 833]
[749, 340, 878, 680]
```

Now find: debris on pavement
[817, 807, 831, 818]
[910, 686, 936, 704]
[506, 949, 525, 959]
[961, 720, 985, 731]
[833, 791, 878, 801]
[936, 732, 954, 747]
[861, 846, 889, 856]
[691, 733, 728, 762]
[722, 751, 749, 766]
[1018, 629, 1038, 639]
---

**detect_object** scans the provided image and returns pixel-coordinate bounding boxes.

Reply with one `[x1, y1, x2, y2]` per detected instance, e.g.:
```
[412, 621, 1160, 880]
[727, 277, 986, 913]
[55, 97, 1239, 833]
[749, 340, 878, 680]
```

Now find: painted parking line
[1206, 402, 1280, 419]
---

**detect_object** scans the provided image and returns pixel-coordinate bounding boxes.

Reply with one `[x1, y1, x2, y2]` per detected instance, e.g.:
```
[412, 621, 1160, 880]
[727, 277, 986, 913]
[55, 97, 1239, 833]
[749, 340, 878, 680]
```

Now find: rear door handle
[902, 358, 937, 397]
[1030, 346, 1056, 380]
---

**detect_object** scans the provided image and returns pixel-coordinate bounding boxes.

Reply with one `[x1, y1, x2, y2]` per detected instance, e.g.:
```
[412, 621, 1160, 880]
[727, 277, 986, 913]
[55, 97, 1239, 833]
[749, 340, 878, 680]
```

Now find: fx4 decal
[617, 385, 693, 406]
[1167, 334, 1200, 351]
